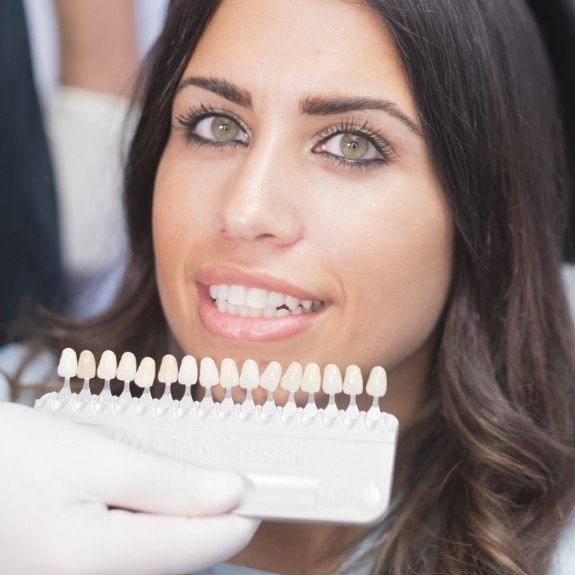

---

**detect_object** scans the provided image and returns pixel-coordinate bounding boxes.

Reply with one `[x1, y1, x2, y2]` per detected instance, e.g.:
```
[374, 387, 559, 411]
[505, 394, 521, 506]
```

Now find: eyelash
[312, 120, 394, 170]
[174, 106, 395, 170]
[175, 104, 249, 149]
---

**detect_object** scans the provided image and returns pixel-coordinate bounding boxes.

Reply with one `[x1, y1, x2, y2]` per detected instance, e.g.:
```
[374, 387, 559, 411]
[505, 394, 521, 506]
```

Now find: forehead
[185, 0, 416, 116]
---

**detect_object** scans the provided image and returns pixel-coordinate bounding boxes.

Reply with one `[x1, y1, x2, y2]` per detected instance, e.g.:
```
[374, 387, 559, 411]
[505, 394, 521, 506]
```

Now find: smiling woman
[7, 0, 575, 574]
[152, 1, 452, 428]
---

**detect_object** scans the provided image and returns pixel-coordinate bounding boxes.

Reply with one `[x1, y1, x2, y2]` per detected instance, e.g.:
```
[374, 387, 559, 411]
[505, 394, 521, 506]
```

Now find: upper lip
[195, 264, 327, 302]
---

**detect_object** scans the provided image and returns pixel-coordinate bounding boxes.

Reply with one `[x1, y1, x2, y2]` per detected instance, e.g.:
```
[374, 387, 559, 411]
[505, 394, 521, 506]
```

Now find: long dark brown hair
[36, 1, 575, 573]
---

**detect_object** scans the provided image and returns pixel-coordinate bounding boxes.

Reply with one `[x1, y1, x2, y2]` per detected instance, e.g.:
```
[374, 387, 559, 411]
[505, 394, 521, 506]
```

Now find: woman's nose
[212, 143, 303, 245]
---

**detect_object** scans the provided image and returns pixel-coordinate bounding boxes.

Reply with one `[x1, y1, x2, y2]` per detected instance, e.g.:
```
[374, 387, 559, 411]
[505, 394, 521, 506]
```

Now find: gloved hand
[0, 402, 258, 575]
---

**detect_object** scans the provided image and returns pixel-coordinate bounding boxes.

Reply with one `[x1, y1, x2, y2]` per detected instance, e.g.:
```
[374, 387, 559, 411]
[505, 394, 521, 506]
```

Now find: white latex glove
[0, 402, 258, 575]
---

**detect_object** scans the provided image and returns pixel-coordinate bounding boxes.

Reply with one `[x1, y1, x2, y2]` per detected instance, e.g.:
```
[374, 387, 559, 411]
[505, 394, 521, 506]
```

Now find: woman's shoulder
[0, 343, 56, 404]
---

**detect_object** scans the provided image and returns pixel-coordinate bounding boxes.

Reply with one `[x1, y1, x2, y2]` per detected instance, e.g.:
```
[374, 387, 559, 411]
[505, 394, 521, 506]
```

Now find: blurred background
[0, 0, 168, 345]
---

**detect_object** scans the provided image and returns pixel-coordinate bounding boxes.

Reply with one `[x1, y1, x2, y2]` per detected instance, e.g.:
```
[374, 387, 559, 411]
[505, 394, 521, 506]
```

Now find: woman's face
[153, 0, 453, 420]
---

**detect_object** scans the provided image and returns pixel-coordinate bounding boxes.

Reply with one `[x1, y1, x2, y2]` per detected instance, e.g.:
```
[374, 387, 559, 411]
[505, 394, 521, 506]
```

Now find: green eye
[339, 133, 370, 160]
[210, 116, 241, 141]
[314, 130, 386, 166]
[184, 113, 248, 146]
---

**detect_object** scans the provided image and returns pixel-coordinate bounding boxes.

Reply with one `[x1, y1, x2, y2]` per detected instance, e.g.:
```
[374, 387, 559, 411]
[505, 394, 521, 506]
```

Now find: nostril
[254, 233, 277, 242]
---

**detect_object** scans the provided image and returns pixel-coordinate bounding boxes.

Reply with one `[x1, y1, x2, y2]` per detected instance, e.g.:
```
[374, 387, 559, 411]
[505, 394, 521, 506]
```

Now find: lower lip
[197, 287, 325, 343]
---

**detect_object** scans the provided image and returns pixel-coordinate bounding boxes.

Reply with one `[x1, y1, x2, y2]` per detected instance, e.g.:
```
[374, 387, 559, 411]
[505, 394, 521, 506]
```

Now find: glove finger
[74, 507, 258, 575]
[78, 439, 246, 516]
[15, 404, 245, 517]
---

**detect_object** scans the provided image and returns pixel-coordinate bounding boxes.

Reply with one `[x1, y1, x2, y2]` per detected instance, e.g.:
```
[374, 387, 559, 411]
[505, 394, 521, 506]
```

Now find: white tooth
[178, 355, 198, 386]
[238, 305, 250, 317]
[302, 300, 313, 311]
[57, 348, 78, 378]
[240, 359, 259, 390]
[280, 362, 302, 392]
[248, 307, 262, 317]
[199, 357, 219, 388]
[209, 285, 218, 299]
[343, 365, 363, 395]
[217, 284, 230, 299]
[366, 366, 387, 397]
[158, 354, 178, 384]
[276, 308, 290, 317]
[322, 364, 343, 395]
[117, 352, 137, 382]
[97, 350, 117, 380]
[292, 307, 303, 315]
[268, 291, 286, 308]
[227, 303, 238, 315]
[260, 361, 282, 391]
[134, 357, 155, 388]
[263, 306, 275, 317]
[246, 287, 269, 309]
[76, 350, 96, 380]
[216, 298, 227, 313]
[228, 284, 246, 306]
[301, 363, 321, 393]
[285, 295, 301, 310]
[220, 358, 240, 389]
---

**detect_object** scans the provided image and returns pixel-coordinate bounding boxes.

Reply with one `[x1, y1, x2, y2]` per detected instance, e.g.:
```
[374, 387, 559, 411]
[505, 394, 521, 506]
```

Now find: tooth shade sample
[57, 348, 78, 378]
[366, 366, 387, 397]
[322, 364, 343, 395]
[199, 357, 219, 388]
[343, 365, 363, 396]
[76, 350, 96, 379]
[301, 363, 321, 393]
[280, 362, 303, 392]
[97, 350, 117, 380]
[240, 359, 260, 389]
[220, 358, 240, 389]
[158, 354, 178, 384]
[260, 361, 282, 391]
[117, 352, 137, 382]
[178, 355, 198, 386]
[134, 357, 155, 389]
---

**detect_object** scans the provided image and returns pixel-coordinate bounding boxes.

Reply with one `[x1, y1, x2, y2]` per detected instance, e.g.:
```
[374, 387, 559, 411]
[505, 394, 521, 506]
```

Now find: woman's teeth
[209, 284, 324, 317]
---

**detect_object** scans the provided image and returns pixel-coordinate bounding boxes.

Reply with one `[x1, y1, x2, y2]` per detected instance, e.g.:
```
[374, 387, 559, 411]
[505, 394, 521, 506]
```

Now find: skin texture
[152, 0, 454, 570]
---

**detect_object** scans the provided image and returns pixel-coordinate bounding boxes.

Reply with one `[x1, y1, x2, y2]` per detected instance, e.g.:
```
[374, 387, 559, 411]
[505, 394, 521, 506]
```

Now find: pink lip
[195, 265, 328, 343]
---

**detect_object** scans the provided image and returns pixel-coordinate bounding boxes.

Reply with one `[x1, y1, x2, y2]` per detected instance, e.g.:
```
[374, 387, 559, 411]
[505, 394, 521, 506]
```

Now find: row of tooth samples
[56, 348, 387, 416]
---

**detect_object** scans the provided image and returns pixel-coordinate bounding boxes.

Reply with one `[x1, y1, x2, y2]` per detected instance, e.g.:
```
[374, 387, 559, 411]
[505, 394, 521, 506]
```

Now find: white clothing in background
[21, 0, 168, 316]
[45, 86, 134, 316]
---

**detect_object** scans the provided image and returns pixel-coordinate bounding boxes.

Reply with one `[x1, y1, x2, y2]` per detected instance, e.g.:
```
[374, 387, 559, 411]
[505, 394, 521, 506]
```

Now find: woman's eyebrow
[177, 76, 422, 137]
[300, 96, 422, 137]
[177, 76, 252, 107]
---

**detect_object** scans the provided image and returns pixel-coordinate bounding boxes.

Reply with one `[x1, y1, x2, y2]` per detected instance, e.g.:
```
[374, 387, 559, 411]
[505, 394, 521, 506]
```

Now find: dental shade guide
[35, 348, 399, 525]
[56, 347, 76, 401]
[116, 351, 136, 406]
